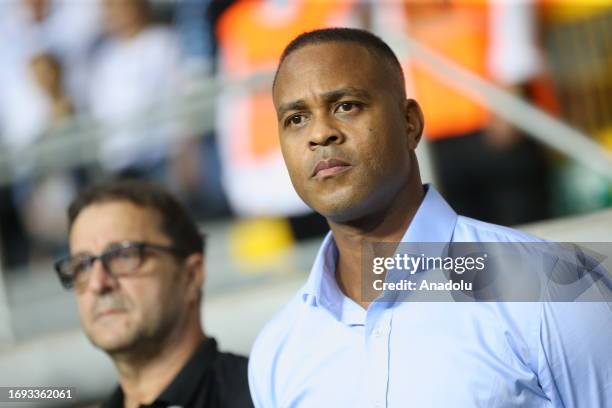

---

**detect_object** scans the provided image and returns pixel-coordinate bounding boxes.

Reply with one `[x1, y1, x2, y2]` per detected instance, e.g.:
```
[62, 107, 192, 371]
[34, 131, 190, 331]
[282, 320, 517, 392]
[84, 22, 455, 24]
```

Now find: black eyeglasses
[54, 241, 188, 290]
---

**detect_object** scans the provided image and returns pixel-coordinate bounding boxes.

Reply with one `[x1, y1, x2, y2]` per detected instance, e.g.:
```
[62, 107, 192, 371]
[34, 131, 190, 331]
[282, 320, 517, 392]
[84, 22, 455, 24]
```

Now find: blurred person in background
[13, 52, 80, 262]
[249, 28, 612, 407]
[537, 1, 612, 213]
[0, 0, 99, 270]
[392, 0, 554, 226]
[0, 0, 101, 122]
[168, 0, 234, 220]
[29, 53, 75, 122]
[0, 0, 101, 269]
[88, 0, 181, 179]
[54, 180, 252, 407]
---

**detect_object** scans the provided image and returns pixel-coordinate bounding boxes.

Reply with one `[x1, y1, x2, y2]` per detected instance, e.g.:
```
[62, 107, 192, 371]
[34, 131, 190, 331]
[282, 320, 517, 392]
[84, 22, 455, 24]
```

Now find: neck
[112, 318, 205, 408]
[329, 177, 425, 308]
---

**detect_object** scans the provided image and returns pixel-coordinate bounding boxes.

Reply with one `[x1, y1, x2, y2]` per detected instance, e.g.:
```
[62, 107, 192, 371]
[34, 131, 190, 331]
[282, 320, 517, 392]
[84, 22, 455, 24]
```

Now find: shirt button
[373, 327, 384, 337]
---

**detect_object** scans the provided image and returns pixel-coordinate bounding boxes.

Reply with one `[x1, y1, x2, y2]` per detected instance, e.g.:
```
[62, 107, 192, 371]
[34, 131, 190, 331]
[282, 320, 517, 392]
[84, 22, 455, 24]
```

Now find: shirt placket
[365, 306, 392, 408]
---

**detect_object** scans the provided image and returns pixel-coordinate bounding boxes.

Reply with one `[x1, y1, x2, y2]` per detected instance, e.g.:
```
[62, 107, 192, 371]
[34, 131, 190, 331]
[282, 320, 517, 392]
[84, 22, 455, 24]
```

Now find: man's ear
[182, 253, 205, 303]
[404, 98, 424, 150]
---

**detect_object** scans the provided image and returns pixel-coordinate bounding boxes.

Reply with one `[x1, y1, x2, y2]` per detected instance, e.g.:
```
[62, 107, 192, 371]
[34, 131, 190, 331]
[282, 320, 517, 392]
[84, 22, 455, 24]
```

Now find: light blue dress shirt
[249, 185, 612, 408]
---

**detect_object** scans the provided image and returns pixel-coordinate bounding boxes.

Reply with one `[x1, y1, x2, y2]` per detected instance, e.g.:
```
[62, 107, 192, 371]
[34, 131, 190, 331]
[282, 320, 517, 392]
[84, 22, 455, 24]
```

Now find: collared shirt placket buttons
[367, 311, 391, 408]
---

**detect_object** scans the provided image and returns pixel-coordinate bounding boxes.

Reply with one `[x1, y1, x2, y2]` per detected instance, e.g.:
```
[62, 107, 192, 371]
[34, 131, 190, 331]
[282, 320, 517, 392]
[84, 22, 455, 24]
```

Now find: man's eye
[286, 114, 304, 127]
[70, 257, 92, 276]
[336, 102, 358, 113]
[109, 247, 140, 261]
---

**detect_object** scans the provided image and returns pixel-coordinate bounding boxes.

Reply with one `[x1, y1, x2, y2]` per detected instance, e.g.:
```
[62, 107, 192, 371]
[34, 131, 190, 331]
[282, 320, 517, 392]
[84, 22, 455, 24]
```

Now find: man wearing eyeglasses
[54, 180, 253, 408]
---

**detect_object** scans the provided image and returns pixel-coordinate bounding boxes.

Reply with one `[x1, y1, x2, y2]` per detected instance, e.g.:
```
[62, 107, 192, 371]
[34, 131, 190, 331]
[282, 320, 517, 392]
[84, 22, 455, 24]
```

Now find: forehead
[273, 42, 390, 104]
[69, 201, 164, 253]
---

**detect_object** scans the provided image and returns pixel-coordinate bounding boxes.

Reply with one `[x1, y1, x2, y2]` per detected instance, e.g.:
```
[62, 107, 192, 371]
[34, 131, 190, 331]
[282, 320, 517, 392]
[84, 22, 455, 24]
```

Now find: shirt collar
[102, 338, 219, 408]
[301, 184, 458, 309]
[400, 184, 457, 244]
[301, 231, 338, 308]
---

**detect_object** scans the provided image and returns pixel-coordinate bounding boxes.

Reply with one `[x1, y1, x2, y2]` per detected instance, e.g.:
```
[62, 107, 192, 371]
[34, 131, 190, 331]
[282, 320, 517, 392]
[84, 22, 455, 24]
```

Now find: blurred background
[0, 0, 611, 406]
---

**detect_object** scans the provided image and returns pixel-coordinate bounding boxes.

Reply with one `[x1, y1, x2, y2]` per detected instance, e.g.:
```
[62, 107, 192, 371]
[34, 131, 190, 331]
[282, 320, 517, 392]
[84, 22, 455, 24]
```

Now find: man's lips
[94, 309, 126, 320]
[311, 158, 352, 179]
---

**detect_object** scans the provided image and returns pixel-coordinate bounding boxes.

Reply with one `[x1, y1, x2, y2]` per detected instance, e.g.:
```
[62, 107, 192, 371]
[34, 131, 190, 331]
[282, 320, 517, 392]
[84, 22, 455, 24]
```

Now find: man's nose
[308, 114, 345, 149]
[85, 259, 118, 294]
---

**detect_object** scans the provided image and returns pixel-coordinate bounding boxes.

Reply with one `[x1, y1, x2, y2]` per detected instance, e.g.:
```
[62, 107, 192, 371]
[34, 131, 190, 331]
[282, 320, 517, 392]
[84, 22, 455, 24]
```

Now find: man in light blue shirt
[249, 28, 612, 407]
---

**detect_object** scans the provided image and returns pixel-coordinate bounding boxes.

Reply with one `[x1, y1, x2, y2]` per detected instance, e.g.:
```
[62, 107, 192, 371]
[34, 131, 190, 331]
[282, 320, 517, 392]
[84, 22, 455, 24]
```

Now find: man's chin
[319, 205, 363, 224]
[313, 195, 371, 224]
[308, 195, 357, 222]
[87, 331, 139, 355]
[313, 183, 405, 225]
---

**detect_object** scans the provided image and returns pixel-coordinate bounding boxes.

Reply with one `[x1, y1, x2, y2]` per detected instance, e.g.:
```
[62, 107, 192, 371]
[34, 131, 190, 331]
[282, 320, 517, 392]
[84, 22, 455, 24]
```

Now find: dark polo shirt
[102, 338, 253, 408]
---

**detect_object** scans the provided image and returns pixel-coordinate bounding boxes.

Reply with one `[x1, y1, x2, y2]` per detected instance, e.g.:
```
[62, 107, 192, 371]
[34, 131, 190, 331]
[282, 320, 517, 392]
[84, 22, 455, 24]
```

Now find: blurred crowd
[0, 0, 611, 271]
[0, 0, 233, 269]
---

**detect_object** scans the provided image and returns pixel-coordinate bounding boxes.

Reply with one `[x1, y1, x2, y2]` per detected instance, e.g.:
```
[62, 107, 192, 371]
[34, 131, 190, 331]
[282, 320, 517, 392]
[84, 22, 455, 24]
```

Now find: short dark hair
[273, 27, 405, 93]
[68, 180, 205, 256]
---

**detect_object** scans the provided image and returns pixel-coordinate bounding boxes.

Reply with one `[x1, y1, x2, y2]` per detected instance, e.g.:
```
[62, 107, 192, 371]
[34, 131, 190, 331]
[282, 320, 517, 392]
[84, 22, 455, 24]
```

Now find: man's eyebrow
[276, 87, 371, 119]
[277, 99, 307, 119]
[70, 241, 125, 257]
[321, 87, 371, 103]
[69, 250, 93, 258]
